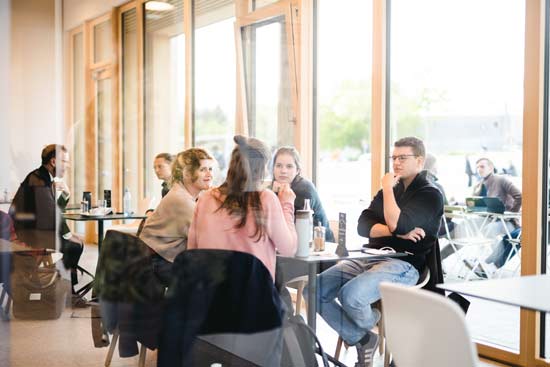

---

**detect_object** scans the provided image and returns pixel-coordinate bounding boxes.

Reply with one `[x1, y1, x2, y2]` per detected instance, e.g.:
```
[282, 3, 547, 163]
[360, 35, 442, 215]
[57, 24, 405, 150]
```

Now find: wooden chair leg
[104, 330, 119, 367]
[378, 312, 385, 356]
[295, 281, 303, 316]
[295, 280, 308, 316]
[384, 349, 391, 367]
[335, 336, 343, 360]
[138, 344, 147, 367]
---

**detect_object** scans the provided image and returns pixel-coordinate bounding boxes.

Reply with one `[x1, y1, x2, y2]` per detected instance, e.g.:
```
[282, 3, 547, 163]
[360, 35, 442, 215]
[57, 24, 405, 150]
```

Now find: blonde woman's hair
[171, 148, 213, 186]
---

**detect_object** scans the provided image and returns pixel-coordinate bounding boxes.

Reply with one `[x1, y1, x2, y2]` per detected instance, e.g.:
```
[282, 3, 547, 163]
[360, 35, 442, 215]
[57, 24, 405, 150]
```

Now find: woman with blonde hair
[140, 148, 214, 286]
[187, 135, 297, 280]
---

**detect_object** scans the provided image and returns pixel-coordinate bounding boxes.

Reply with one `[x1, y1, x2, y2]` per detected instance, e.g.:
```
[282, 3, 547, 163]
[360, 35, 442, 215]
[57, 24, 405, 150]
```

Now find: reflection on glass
[194, 2, 235, 185]
[316, 0, 372, 239]
[122, 9, 139, 210]
[97, 78, 113, 197]
[144, 0, 185, 201]
[390, 0, 525, 351]
[94, 20, 112, 63]
[242, 16, 294, 154]
[72, 32, 86, 203]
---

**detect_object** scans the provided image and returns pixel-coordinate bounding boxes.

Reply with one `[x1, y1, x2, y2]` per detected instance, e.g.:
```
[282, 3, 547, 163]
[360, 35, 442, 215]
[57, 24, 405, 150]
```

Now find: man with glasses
[305, 137, 443, 367]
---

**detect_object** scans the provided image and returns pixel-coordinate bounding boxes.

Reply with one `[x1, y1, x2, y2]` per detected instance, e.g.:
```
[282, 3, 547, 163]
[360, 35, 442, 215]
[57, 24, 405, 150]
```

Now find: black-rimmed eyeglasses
[389, 154, 417, 162]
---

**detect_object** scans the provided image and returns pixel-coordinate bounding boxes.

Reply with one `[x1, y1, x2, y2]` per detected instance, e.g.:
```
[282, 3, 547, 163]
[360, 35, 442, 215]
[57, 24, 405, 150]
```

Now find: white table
[437, 275, 550, 313]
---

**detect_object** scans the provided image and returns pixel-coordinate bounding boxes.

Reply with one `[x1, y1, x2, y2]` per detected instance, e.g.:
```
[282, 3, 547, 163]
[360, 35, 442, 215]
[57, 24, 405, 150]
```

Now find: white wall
[63, 0, 127, 31]
[0, 0, 11, 200]
[2, 0, 61, 201]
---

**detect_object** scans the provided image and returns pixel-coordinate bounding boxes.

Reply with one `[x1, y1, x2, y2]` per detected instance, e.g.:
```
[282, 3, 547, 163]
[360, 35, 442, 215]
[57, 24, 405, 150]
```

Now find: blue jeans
[304, 258, 419, 345]
[486, 227, 522, 268]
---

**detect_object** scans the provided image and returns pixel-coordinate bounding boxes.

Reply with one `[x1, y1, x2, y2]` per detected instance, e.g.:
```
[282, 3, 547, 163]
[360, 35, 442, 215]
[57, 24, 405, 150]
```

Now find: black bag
[12, 266, 68, 320]
[281, 314, 329, 367]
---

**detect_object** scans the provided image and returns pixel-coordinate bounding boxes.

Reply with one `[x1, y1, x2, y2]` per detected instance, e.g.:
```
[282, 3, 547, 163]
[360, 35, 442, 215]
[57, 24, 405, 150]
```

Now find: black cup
[83, 191, 92, 209]
[104, 189, 111, 208]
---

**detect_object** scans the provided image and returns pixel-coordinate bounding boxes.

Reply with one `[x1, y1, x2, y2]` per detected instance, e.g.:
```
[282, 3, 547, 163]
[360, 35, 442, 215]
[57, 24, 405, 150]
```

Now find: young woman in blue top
[272, 147, 335, 242]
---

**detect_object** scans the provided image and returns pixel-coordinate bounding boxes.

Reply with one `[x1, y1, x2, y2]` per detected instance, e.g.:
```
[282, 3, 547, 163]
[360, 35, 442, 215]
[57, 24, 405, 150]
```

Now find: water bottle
[295, 199, 313, 257]
[123, 188, 132, 216]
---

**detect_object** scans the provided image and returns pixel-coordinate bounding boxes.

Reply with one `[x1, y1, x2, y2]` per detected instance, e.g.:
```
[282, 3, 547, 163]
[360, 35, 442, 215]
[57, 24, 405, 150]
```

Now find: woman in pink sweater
[187, 135, 297, 280]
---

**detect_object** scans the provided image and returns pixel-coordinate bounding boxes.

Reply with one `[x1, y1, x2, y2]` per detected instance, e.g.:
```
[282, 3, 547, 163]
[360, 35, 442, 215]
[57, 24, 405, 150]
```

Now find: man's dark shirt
[357, 170, 444, 272]
[161, 182, 169, 198]
[10, 165, 70, 249]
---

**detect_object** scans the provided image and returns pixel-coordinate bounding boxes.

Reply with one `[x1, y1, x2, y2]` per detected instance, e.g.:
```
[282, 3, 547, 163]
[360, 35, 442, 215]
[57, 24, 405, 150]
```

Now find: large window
[316, 0, 373, 236]
[389, 0, 525, 351]
[92, 18, 115, 204]
[144, 0, 185, 201]
[241, 15, 295, 154]
[70, 31, 86, 206]
[194, 0, 235, 185]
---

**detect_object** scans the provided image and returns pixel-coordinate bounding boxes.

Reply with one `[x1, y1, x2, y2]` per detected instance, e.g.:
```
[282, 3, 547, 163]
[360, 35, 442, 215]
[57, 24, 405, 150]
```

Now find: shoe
[463, 259, 488, 279]
[71, 294, 90, 308]
[354, 330, 380, 367]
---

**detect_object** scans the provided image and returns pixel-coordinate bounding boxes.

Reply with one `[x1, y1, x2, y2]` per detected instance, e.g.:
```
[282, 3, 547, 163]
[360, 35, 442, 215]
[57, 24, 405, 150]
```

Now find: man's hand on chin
[382, 173, 399, 190]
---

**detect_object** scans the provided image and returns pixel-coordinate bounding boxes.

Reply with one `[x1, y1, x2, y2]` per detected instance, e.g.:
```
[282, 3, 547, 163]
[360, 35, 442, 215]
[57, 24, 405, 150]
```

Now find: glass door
[236, 4, 298, 157]
[94, 69, 114, 201]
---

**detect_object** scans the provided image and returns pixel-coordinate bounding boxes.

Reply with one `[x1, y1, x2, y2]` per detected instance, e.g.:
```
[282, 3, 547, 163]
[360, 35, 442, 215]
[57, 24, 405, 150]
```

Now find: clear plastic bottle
[123, 188, 132, 215]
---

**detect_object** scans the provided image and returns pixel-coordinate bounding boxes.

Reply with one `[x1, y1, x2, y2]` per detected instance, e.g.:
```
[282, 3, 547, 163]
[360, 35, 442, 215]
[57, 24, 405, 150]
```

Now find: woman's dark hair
[217, 135, 270, 241]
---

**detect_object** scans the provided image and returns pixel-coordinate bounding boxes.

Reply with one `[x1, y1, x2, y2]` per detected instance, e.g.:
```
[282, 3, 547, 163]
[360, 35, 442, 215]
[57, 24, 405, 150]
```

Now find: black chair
[158, 249, 285, 367]
[93, 230, 165, 366]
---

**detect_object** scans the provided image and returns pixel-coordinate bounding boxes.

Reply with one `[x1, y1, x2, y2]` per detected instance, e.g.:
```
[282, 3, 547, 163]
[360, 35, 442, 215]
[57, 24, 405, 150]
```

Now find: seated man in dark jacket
[10, 144, 86, 307]
[305, 137, 443, 367]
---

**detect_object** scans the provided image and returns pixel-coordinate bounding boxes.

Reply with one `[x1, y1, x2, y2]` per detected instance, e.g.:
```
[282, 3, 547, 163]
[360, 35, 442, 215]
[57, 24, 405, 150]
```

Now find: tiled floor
[0, 243, 514, 366]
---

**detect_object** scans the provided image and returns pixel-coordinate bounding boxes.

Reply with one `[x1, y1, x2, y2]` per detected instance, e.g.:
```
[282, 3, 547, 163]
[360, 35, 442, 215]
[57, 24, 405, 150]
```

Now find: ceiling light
[145, 1, 175, 12]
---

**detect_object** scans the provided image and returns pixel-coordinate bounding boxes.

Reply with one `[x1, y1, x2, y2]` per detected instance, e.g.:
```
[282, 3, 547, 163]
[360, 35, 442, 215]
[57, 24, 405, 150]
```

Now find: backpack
[281, 313, 329, 367]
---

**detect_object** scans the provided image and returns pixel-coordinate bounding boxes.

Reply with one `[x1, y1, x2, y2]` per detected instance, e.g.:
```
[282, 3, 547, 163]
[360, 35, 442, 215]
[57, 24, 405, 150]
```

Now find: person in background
[271, 146, 335, 242]
[305, 137, 443, 367]
[424, 153, 456, 261]
[465, 155, 475, 187]
[472, 158, 521, 212]
[154, 153, 175, 198]
[140, 148, 214, 286]
[187, 135, 297, 281]
[465, 157, 522, 278]
[10, 144, 87, 307]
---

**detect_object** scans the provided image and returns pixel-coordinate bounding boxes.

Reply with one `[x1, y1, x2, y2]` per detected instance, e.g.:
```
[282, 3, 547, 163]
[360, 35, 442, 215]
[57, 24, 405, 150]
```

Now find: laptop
[465, 196, 505, 214]
[482, 197, 506, 214]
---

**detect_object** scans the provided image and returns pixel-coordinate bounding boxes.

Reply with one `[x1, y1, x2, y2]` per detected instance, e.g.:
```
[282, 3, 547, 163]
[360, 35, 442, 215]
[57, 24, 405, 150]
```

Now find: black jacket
[358, 171, 444, 271]
[158, 249, 284, 367]
[10, 165, 70, 249]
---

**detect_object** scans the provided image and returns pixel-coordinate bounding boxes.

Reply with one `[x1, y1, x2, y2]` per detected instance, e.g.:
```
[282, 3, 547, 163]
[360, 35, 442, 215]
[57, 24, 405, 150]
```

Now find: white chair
[379, 282, 478, 367]
[334, 267, 430, 367]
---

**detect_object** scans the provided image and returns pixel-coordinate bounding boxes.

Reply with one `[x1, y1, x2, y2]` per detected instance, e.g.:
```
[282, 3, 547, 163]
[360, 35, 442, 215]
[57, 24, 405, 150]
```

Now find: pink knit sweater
[187, 188, 297, 280]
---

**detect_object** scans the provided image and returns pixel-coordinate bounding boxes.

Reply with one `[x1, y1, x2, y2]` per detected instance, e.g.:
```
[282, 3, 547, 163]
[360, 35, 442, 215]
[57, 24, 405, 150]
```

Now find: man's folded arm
[393, 189, 444, 235]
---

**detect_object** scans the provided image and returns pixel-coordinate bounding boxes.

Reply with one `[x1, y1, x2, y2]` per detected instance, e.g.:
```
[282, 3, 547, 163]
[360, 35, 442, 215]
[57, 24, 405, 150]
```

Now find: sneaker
[71, 294, 90, 308]
[463, 259, 488, 279]
[354, 330, 380, 367]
